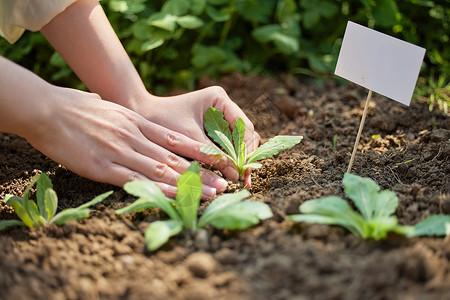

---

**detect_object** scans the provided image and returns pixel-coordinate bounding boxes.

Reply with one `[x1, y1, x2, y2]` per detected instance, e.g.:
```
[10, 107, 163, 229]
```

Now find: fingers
[208, 86, 260, 153]
[111, 124, 230, 197]
[139, 120, 239, 182]
[105, 161, 223, 200]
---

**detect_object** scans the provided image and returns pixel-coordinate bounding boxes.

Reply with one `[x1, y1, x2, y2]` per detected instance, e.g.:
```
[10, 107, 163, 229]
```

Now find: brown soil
[1, 74, 449, 300]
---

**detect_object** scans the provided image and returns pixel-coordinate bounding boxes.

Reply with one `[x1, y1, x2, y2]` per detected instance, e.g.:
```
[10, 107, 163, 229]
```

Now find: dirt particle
[185, 252, 217, 278]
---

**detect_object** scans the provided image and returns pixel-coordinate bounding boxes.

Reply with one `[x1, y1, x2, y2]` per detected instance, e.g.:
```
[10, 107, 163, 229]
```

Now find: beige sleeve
[0, 0, 78, 44]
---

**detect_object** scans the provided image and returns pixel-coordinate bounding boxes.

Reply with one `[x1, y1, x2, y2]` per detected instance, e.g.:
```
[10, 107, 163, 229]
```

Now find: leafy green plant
[287, 173, 450, 240]
[115, 162, 273, 251]
[200, 107, 302, 178]
[0, 174, 112, 230]
[415, 74, 449, 114]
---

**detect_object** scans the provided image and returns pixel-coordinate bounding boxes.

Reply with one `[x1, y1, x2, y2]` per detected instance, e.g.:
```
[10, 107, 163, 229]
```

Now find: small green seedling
[200, 107, 302, 178]
[332, 134, 338, 151]
[115, 163, 273, 251]
[287, 173, 450, 240]
[0, 173, 112, 230]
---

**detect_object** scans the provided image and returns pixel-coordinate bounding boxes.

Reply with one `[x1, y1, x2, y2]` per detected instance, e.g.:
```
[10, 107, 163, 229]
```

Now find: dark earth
[1, 73, 449, 300]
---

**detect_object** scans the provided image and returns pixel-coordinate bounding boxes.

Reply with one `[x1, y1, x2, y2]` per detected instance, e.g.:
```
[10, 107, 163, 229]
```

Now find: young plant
[287, 173, 450, 240]
[115, 162, 273, 251]
[0, 173, 112, 230]
[200, 107, 302, 178]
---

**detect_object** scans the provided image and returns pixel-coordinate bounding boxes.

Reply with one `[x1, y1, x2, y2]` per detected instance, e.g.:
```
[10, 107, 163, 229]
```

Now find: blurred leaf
[190, 0, 207, 15]
[176, 163, 202, 230]
[148, 13, 178, 32]
[205, 6, 231, 22]
[162, 0, 190, 16]
[141, 38, 165, 52]
[373, 0, 399, 27]
[145, 220, 183, 251]
[0, 220, 25, 230]
[176, 15, 204, 29]
[235, 0, 276, 23]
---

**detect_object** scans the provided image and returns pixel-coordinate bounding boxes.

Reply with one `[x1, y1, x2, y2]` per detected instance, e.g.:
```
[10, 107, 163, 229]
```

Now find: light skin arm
[40, 0, 259, 186]
[0, 56, 223, 199]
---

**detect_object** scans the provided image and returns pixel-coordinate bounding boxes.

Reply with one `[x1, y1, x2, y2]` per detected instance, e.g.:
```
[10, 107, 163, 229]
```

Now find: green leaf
[27, 200, 42, 227]
[52, 208, 90, 226]
[4, 194, 23, 206]
[77, 191, 113, 210]
[176, 15, 204, 29]
[205, 6, 231, 22]
[204, 201, 273, 230]
[252, 25, 282, 43]
[374, 190, 398, 218]
[145, 219, 183, 251]
[367, 216, 399, 240]
[141, 38, 165, 52]
[149, 13, 178, 32]
[302, 10, 320, 29]
[246, 135, 302, 164]
[288, 196, 368, 237]
[198, 189, 250, 227]
[319, 1, 339, 18]
[176, 163, 202, 230]
[115, 198, 158, 215]
[162, 0, 190, 16]
[121, 180, 180, 221]
[8, 198, 37, 228]
[232, 118, 246, 167]
[343, 173, 380, 220]
[272, 32, 299, 55]
[203, 107, 237, 161]
[411, 214, 450, 237]
[36, 173, 53, 220]
[190, 0, 207, 15]
[235, 0, 275, 23]
[242, 162, 262, 170]
[0, 220, 25, 230]
[199, 145, 224, 157]
[372, 0, 399, 28]
[22, 176, 37, 223]
[44, 188, 58, 221]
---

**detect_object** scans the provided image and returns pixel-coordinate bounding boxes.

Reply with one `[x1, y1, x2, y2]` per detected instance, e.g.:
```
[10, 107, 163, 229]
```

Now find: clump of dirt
[1, 73, 449, 299]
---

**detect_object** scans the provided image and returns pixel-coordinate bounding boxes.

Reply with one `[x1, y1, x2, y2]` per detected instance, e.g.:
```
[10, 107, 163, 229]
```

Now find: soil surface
[1, 74, 449, 300]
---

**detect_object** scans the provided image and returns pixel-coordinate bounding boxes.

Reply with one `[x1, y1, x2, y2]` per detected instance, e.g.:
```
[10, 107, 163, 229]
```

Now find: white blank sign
[335, 21, 425, 106]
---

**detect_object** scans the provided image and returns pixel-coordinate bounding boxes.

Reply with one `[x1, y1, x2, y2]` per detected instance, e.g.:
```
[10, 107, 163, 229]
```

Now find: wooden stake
[347, 90, 373, 173]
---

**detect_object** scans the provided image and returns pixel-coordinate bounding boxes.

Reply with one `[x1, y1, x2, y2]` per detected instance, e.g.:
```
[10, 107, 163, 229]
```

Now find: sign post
[334, 21, 426, 173]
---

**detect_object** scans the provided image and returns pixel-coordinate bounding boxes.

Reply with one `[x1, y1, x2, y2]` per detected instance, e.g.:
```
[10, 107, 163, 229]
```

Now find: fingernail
[202, 186, 217, 198]
[225, 166, 239, 181]
[215, 178, 228, 193]
[166, 185, 178, 199]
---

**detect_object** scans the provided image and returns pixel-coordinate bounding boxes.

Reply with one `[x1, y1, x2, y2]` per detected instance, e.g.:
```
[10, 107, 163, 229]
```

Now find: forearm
[40, 0, 148, 109]
[0, 56, 53, 138]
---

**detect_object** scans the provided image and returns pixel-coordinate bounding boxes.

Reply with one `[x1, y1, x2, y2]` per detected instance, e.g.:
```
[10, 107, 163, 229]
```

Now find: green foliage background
[1, 0, 449, 99]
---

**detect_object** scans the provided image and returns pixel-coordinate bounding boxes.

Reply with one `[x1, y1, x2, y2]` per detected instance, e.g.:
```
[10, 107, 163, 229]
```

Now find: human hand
[24, 86, 229, 199]
[132, 86, 260, 187]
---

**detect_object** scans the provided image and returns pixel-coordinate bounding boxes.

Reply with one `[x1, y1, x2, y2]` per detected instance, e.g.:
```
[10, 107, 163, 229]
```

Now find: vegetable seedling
[115, 162, 273, 251]
[200, 107, 302, 178]
[0, 173, 112, 230]
[287, 173, 450, 240]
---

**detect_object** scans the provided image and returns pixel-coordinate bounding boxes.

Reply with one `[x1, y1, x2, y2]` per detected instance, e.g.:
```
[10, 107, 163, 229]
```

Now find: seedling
[332, 134, 338, 151]
[200, 107, 302, 178]
[287, 173, 450, 239]
[115, 163, 273, 251]
[0, 173, 112, 230]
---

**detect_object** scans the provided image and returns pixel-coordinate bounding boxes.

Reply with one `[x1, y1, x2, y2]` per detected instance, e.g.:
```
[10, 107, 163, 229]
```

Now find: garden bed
[1, 73, 449, 300]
